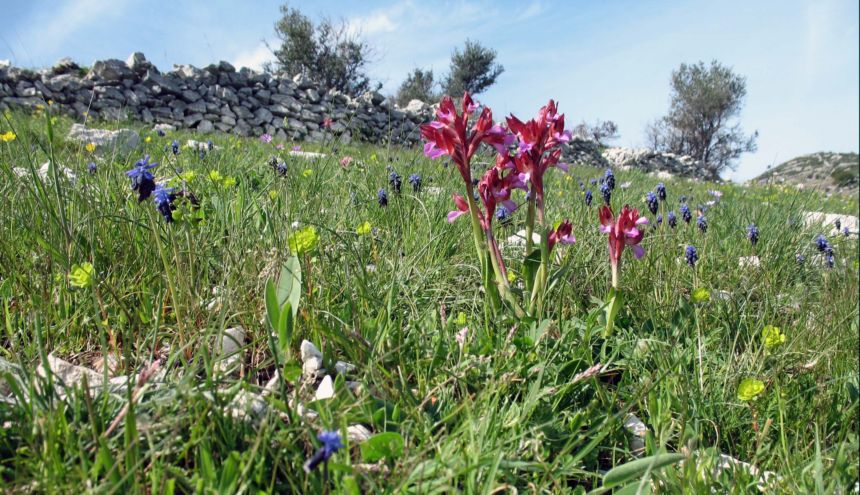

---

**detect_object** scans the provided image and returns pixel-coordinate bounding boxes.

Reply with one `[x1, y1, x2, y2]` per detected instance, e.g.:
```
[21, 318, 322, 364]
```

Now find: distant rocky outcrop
[0, 53, 432, 145]
[750, 152, 859, 195]
[561, 137, 713, 180]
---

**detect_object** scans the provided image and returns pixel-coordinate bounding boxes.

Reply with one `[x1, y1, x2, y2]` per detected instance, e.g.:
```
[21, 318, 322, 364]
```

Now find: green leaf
[218, 451, 241, 495]
[360, 432, 404, 462]
[265, 278, 280, 330]
[277, 256, 302, 319]
[523, 249, 541, 291]
[604, 287, 622, 337]
[281, 362, 302, 383]
[602, 453, 684, 488]
[277, 302, 293, 354]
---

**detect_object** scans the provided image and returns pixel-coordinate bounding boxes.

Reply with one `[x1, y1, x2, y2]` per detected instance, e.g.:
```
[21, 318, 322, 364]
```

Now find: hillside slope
[752, 152, 858, 194]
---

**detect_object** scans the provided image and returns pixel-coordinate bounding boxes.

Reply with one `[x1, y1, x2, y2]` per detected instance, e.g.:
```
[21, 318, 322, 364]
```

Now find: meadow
[0, 103, 857, 494]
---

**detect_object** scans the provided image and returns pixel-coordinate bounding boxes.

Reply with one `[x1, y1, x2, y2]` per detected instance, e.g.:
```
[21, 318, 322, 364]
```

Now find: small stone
[334, 361, 356, 375]
[302, 356, 323, 379]
[300, 340, 323, 362]
[67, 124, 139, 153]
[314, 375, 334, 400]
[347, 424, 372, 443]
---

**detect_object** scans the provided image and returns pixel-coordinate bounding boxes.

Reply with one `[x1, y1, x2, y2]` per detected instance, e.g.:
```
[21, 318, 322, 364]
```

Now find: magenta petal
[555, 162, 569, 173]
[424, 142, 445, 159]
[501, 199, 517, 212]
[560, 234, 576, 245]
[554, 130, 572, 143]
[635, 217, 649, 225]
[631, 244, 645, 259]
[447, 210, 466, 223]
[624, 227, 641, 238]
[599, 225, 611, 234]
[429, 120, 445, 129]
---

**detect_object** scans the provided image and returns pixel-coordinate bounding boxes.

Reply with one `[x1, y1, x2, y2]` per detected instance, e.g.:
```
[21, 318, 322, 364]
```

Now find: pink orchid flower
[599, 205, 648, 286]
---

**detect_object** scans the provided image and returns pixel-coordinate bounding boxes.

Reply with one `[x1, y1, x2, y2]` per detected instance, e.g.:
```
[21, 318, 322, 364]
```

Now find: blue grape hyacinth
[685, 245, 698, 267]
[303, 430, 343, 473]
[600, 183, 611, 205]
[747, 224, 759, 245]
[377, 188, 388, 207]
[656, 182, 666, 201]
[646, 192, 658, 215]
[408, 173, 422, 192]
[585, 189, 593, 207]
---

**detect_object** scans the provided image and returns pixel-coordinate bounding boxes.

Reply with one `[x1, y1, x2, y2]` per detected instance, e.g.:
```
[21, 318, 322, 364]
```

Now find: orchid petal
[560, 234, 576, 245]
[447, 210, 466, 223]
[624, 227, 641, 238]
[555, 162, 570, 173]
[635, 217, 649, 225]
[501, 199, 517, 213]
[631, 244, 646, 259]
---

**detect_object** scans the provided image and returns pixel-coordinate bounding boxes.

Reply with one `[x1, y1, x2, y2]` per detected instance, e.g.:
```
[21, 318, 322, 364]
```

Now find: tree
[646, 60, 757, 178]
[572, 120, 620, 146]
[444, 39, 504, 96]
[270, 3, 373, 95]
[395, 68, 437, 107]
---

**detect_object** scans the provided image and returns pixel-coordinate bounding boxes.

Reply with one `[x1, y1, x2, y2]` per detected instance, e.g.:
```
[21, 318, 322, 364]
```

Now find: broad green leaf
[604, 287, 622, 337]
[360, 432, 404, 462]
[265, 278, 280, 330]
[277, 302, 293, 353]
[276, 256, 302, 319]
[602, 453, 684, 488]
[523, 248, 541, 291]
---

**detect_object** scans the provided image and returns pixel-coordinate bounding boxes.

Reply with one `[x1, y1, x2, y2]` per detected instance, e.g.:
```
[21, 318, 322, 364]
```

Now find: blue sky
[2, 0, 857, 180]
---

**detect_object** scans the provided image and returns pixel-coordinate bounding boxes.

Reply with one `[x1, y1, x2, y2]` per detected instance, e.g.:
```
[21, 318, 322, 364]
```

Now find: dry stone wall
[0, 52, 432, 146]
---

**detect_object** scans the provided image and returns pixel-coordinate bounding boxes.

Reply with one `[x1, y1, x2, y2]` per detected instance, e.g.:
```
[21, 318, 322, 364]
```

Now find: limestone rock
[67, 123, 139, 153]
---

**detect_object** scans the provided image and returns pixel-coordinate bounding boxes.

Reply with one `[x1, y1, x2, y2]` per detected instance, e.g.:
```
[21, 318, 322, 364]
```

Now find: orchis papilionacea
[599, 205, 648, 288]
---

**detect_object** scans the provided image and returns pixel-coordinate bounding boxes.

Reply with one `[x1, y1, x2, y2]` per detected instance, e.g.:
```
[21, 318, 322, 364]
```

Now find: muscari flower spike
[207, 140, 214, 151]
[656, 214, 663, 226]
[377, 188, 388, 207]
[389, 171, 402, 194]
[496, 205, 511, 223]
[747, 224, 759, 245]
[125, 155, 158, 202]
[697, 215, 707, 233]
[156, 129, 166, 137]
[585, 189, 593, 207]
[87, 162, 97, 174]
[604, 169, 615, 190]
[685, 245, 698, 267]
[667, 211, 677, 228]
[843, 226, 850, 237]
[303, 430, 344, 473]
[600, 183, 611, 205]
[796, 253, 805, 265]
[590, 178, 598, 185]
[815, 234, 829, 252]
[835, 218, 841, 231]
[408, 173, 422, 192]
[152, 183, 174, 222]
[646, 191, 658, 215]
[171, 140, 179, 155]
[680, 204, 692, 223]
[656, 182, 666, 201]
[825, 246, 835, 268]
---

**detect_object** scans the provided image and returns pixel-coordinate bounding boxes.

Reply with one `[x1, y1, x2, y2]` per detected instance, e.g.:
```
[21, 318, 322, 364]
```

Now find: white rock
[31, 161, 76, 184]
[347, 424, 373, 443]
[404, 99, 427, 113]
[288, 150, 327, 159]
[803, 211, 859, 236]
[334, 361, 355, 375]
[425, 186, 444, 196]
[314, 375, 334, 400]
[300, 340, 323, 362]
[623, 413, 648, 457]
[228, 390, 267, 420]
[738, 256, 761, 269]
[505, 229, 542, 248]
[67, 123, 139, 153]
[302, 357, 323, 379]
[153, 123, 175, 133]
[215, 326, 245, 374]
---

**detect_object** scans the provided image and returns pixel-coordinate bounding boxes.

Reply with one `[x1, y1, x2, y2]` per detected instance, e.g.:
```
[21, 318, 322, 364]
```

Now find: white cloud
[232, 42, 273, 71]
[347, 11, 398, 37]
[11, 0, 132, 65]
[519, 1, 545, 21]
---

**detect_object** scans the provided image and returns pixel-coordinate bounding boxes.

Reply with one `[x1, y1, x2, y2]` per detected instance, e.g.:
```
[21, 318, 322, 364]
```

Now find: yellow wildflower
[69, 262, 95, 289]
[737, 378, 765, 402]
[691, 288, 710, 303]
[222, 176, 236, 188]
[302, 169, 313, 177]
[761, 325, 785, 349]
[85, 143, 96, 153]
[208, 170, 223, 181]
[356, 221, 372, 235]
[145, 136, 152, 143]
[288, 226, 319, 255]
[0, 131, 16, 142]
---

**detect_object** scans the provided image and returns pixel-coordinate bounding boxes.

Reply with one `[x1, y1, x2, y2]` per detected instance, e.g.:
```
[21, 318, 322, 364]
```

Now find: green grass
[0, 109, 857, 494]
